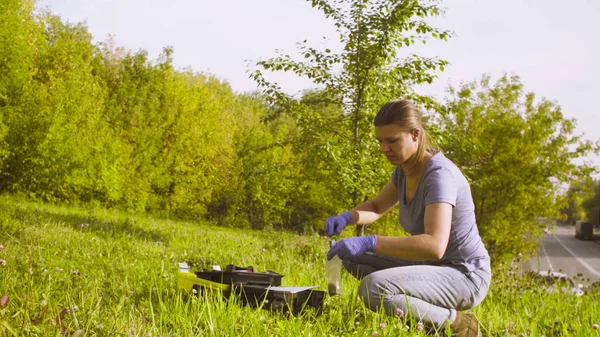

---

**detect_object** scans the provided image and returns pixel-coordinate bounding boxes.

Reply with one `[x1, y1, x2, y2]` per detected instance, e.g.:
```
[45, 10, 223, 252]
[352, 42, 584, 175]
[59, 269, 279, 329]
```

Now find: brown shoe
[450, 311, 481, 337]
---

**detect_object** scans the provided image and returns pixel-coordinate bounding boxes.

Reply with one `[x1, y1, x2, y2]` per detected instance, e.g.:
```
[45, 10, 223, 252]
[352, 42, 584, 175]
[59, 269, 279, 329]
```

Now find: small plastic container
[326, 238, 342, 296]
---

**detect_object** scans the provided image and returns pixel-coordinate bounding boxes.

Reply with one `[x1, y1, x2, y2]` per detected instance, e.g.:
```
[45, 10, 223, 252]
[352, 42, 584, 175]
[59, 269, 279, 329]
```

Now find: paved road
[522, 226, 600, 286]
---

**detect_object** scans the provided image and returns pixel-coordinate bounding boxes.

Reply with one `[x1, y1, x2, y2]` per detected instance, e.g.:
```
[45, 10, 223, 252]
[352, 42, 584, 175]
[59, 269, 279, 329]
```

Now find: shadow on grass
[5, 203, 170, 245]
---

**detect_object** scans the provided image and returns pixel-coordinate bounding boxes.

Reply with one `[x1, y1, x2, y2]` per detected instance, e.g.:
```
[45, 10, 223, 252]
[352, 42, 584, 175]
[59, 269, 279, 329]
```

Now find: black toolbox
[179, 263, 325, 316]
[235, 284, 325, 316]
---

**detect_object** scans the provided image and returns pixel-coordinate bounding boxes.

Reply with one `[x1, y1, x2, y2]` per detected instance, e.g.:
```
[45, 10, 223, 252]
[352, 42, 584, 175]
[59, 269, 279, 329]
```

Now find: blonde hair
[374, 100, 437, 165]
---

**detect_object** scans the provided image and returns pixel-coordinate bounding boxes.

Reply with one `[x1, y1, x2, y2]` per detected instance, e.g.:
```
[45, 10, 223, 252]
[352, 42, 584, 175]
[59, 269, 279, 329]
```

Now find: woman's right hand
[324, 211, 352, 237]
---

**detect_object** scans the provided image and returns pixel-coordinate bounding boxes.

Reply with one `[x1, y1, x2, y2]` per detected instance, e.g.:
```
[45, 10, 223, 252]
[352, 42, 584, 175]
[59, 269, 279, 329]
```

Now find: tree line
[1, 0, 598, 264]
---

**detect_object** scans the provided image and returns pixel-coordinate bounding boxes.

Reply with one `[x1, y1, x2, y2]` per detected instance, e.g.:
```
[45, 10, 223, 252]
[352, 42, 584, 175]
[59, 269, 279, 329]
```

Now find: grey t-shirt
[391, 151, 490, 272]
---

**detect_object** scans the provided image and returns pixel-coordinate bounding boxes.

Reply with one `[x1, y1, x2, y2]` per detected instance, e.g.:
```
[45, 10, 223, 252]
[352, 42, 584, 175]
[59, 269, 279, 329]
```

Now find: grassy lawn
[0, 195, 598, 336]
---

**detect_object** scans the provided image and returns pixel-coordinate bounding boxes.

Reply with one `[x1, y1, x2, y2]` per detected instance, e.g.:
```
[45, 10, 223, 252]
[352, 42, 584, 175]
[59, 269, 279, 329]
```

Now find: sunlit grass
[0, 195, 598, 336]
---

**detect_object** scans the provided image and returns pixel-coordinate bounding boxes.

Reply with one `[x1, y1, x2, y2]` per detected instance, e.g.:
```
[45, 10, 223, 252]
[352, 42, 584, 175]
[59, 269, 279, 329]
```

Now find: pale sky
[38, 0, 600, 169]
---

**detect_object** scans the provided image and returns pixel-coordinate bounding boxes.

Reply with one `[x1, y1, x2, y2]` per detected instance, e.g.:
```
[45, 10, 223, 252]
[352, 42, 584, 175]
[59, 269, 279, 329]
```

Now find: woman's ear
[412, 128, 421, 142]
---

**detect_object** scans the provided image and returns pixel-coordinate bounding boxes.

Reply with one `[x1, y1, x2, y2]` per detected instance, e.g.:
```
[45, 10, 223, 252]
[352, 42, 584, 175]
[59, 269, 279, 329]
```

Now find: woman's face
[374, 124, 418, 166]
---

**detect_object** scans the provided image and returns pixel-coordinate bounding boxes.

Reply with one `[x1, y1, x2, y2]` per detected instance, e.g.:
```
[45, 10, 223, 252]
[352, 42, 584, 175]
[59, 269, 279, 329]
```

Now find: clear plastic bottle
[326, 237, 342, 296]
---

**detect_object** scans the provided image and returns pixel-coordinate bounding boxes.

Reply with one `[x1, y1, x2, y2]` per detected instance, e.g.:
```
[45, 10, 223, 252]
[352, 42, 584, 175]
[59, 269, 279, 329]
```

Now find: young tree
[1, 11, 110, 202]
[582, 179, 600, 228]
[251, 0, 449, 234]
[559, 178, 596, 225]
[97, 44, 244, 215]
[0, 0, 37, 191]
[437, 74, 600, 263]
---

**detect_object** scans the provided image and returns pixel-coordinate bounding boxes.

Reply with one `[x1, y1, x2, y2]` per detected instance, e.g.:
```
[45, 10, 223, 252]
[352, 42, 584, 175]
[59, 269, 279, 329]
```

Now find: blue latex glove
[327, 235, 377, 260]
[324, 211, 352, 237]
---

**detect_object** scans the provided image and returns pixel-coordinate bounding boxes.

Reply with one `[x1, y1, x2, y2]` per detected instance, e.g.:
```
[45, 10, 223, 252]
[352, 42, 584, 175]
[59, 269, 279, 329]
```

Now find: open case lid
[192, 264, 284, 286]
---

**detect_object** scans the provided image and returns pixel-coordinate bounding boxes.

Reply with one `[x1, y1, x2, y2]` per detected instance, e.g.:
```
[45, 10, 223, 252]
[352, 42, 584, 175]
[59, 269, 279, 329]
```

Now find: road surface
[521, 226, 600, 286]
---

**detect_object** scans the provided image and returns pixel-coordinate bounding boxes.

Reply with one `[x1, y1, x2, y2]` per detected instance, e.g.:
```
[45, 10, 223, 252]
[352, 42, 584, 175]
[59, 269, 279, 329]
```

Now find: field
[0, 195, 598, 336]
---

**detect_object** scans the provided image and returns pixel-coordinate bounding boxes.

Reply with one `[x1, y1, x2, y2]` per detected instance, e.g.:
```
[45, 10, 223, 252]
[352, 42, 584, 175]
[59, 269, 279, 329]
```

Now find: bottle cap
[330, 236, 338, 248]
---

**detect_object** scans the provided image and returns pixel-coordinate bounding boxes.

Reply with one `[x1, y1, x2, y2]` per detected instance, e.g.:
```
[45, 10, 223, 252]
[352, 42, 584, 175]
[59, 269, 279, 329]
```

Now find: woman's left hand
[327, 235, 377, 260]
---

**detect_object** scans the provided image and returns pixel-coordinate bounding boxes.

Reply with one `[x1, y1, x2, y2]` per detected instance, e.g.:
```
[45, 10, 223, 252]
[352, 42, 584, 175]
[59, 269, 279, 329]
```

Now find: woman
[325, 100, 490, 336]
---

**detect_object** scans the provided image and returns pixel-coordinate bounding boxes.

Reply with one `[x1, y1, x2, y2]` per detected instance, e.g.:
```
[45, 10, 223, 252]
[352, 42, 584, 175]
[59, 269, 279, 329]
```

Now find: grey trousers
[343, 253, 491, 328]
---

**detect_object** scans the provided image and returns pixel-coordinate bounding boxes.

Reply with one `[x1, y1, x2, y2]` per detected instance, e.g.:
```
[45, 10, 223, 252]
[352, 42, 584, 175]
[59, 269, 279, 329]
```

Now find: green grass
[0, 195, 598, 336]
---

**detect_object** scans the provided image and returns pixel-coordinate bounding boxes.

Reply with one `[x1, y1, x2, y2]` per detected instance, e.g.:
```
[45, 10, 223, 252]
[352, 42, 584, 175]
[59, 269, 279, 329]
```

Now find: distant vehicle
[575, 221, 593, 240]
[525, 270, 585, 296]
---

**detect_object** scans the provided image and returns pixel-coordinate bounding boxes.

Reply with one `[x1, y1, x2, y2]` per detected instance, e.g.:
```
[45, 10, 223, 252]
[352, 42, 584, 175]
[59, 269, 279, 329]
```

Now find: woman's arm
[375, 202, 452, 260]
[346, 180, 399, 225]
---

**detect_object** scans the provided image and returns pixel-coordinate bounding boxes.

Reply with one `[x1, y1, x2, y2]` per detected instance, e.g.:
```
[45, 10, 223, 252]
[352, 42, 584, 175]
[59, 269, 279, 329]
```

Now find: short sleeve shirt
[392, 152, 490, 272]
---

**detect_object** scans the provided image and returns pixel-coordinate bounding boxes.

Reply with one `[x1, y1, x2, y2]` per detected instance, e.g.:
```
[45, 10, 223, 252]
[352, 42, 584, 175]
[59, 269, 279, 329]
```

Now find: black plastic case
[235, 284, 325, 316]
[188, 264, 325, 316]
